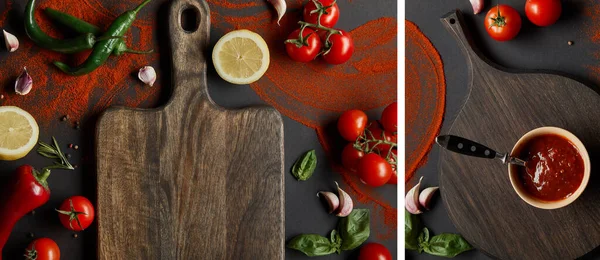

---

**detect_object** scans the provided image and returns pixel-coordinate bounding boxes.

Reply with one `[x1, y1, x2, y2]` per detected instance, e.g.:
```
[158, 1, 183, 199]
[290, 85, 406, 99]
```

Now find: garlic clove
[469, 0, 484, 14]
[267, 0, 286, 25]
[334, 181, 354, 217]
[15, 67, 32, 95]
[317, 191, 339, 214]
[405, 176, 423, 214]
[3, 29, 18, 52]
[419, 186, 439, 210]
[138, 66, 156, 86]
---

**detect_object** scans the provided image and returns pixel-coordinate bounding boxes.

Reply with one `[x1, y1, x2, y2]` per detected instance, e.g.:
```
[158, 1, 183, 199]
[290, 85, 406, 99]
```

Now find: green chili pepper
[24, 0, 106, 54]
[53, 0, 152, 76]
[44, 8, 153, 56]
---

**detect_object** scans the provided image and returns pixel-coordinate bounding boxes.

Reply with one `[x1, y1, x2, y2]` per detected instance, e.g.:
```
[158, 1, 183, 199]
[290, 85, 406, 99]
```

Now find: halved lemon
[0, 106, 39, 161]
[212, 29, 270, 85]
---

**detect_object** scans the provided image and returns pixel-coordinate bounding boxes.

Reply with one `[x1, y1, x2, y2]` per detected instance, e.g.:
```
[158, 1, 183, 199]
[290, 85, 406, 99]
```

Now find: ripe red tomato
[25, 238, 60, 260]
[525, 0, 561, 27]
[366, 122, 397, 154]
[380, 102, 397, 133]
[57, 196, 95, 231]
[341, 143, 364, 173]
[338, 109, 368, 142]
[484, 5, 522, 41]
[285, 28, 322, 63]
[323, 30, 354, 65]
[358, 153, 392, 187]
[358, 242, 392, 260]
[303, 0, 340, 28]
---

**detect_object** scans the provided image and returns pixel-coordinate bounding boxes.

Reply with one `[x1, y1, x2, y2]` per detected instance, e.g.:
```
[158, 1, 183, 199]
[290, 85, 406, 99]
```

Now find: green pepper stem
[134, 0, 152, 13]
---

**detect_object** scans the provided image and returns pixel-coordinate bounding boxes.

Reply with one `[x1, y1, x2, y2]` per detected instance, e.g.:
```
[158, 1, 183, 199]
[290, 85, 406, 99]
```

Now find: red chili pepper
[0, 165, 51, 259]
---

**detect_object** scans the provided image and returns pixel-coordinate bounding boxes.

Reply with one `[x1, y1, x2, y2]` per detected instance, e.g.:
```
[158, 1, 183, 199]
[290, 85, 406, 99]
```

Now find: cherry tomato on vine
[484, 5, 521, 41]
[380, 102, 397, 133]
[358, 242, 392, 260]
[285, 28, 323, 63]
[366, 122, 397, 154]
[525, 0, 561, 27]
[358, 153, 392, 187]
[303, 0, 340, 28]
[384, 149, 398, 185]
[57, 196, 95, 231]
[322, 30, 354, 65]
[338, 109, 368, 142]
[25, 238, 60, 260]
[341, 143, 364, 173]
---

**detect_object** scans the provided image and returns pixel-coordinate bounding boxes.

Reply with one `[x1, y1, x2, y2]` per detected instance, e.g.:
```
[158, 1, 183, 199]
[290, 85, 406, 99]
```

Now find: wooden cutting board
[95, 0, 284, 259]
[439, 10, 600, 260]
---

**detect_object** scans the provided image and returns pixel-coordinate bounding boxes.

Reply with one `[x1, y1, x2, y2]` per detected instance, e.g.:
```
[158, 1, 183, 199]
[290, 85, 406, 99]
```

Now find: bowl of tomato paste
[509, 127, 590, 209]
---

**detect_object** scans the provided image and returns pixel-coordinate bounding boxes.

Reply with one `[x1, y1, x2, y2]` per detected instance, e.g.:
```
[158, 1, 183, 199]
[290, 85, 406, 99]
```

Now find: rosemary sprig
[37, 137, 74, 171]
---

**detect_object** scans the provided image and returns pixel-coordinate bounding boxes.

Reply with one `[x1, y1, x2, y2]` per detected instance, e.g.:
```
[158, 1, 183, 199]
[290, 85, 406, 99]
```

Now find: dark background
[407, 0, 600, 259]
[0, 0, 397, 259]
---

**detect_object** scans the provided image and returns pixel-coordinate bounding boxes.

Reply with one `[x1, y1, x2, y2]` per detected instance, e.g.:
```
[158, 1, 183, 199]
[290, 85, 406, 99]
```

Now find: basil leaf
[418, 227, 430, 253]
[338, 209, 370, 250]
[405, 210, 422, 250]
[291, 150, 317, 181]
[329, 230, 342, 254]
[286, 234, 337, 256]
[424, 233, 473, 258]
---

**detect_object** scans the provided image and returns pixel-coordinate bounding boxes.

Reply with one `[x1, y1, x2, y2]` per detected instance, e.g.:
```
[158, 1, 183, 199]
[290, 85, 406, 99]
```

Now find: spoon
[435, 135, 527, 167]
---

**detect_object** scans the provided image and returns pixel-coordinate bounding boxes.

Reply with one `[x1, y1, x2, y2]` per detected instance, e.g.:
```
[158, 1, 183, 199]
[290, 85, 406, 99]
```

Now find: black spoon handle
[435, 135, 498, 159]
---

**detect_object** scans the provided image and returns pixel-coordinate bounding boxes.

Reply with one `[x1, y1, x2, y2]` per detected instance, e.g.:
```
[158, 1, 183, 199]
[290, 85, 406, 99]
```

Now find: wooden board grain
[439, 10, 600, 260]
[95, 0, 284, 259]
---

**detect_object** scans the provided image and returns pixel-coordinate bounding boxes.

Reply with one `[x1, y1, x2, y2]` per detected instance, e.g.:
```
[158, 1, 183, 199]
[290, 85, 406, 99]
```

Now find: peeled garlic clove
[405, 176, 423, 214]
[334, 181, 354, 217]
[317, 191, 339, 214]
[469, 0, 484, 14]
[138, 66, 156, 86]
[419, 186, 439, 210]
[267, 0, 286, 25]
[15, 67, 32, 95]
[3, 29, 18, 52]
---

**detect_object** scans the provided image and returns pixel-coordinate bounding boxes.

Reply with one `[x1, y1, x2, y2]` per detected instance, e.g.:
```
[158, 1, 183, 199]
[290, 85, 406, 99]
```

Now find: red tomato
[383, 149, 398, 185]
[358, 242, 392, 260]
[25, 238, 60, 260]
[303, 0, 340, 28]
[338, 110, 368, 141]
[380, 102, 397, 133]
[285, 28, 322, 63]
[358, 153, 392, 187]
[366, 122, 397, 154]
[484, 5, 522, 41]
[323, 30, 354, 65]
[341, 143, 364, 173]
[57, 196, 95, 231]
[525, 0, 561, 27]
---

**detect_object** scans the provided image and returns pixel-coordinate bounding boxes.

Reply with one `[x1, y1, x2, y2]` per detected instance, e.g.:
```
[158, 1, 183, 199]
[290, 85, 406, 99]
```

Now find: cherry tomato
[358, 153, 392, 187]
[383, 149, 398, 185]
[303, 0, 340, 28]
[323, 30, 354, 65]
[484, 5, 522, 41]
[341, 143, 364, 173]
[285, 28, 322, 63]
[338, 109, 368, 142]
[366, 122, 397, 154]
[358, 242, 392, 260]
[380, 102, 397, 133]
[25, 238, 60, 260]
[525, 0, 561, 27]
[57, 196, 95, 231]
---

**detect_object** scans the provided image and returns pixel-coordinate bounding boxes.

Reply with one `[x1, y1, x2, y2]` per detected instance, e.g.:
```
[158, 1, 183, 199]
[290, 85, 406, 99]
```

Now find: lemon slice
[212, 29, 270, 85]
[0, 106, 39, 160]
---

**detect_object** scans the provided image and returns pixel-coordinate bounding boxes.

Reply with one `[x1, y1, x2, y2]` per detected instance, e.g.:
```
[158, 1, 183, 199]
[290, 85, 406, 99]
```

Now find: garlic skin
[317, 191, 339, 214]
[15, 67, 32, 95]
[334, 181, 353, 217]
[469, 0, 483, 14]
[405, 176, 423, 214]
[419, 186, 439, 210]
[138, 66, 156, 86]
[268, 0, 286, 25]
[3, 29, 18, 52]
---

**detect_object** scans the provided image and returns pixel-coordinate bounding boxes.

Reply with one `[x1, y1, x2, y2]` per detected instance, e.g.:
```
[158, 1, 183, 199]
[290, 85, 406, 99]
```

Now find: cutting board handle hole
[181, 6, 200, 32]
[449, 18, 456, 24]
